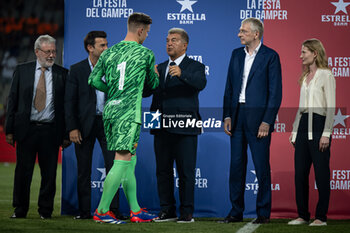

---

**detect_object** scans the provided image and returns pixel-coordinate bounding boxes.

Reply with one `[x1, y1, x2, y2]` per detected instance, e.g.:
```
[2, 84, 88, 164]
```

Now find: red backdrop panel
[264, 0, 350, 219]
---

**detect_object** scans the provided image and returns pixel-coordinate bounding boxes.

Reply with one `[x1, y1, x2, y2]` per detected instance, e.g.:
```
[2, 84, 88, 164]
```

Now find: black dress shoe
[154, 211, 177, 222]
[177, 214, 194, 223]
[40, 214, 51, 220]
[253, 216, 270, 224]
[218, 215, 243, 223]
[10, 213, 26, 219]
[74, 213, 92, 219]
[111, 209, 128, 220]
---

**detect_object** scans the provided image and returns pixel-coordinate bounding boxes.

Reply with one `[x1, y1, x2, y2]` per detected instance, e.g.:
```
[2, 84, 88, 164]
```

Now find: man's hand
[224, 118, 232, 136]
[257, 122, 269, 138]
[5, 134, 15, 147]
[62, 139, 72, 149]
[168, 65, 181, 77]
[69, 129, 82, 144]
[319, 136, 330, 152]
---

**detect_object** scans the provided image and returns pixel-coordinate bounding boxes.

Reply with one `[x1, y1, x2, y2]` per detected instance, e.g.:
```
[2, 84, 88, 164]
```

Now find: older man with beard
[5, 35, 69, 219]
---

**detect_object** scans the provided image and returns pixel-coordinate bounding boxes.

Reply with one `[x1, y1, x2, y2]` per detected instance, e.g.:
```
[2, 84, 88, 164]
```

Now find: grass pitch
[0, 162, 349, 233]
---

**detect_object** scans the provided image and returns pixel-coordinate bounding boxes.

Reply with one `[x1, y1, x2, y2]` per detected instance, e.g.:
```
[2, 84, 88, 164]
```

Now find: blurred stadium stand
[0, 0, 64, 132]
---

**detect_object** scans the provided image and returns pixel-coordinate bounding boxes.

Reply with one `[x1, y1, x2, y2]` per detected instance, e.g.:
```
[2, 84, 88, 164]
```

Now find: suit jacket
[5, 61, 68, 144]
[65, 58, 99, 138]
[223, 44, 282, 133]
[145, 56, 207, 135]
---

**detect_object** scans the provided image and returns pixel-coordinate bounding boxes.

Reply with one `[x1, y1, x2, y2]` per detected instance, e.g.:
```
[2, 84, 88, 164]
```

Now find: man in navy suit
[6, 35, 69, 219]
[65, 31, 124, 220]
[222, 18, 282, 224]
[145, 28, 206, 223]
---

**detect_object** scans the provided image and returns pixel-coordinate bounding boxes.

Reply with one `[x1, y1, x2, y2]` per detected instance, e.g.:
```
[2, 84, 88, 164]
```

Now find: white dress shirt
[239, 42, 262, 103]
[30, 61, 54, 122]
[89, 58, 105, 115]
[291, 69, 336, 141]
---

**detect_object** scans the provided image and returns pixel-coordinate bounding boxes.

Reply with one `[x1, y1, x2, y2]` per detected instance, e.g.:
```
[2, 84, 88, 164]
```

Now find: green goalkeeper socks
[122, 155, 141, 213]
[97, 159, 130, 214]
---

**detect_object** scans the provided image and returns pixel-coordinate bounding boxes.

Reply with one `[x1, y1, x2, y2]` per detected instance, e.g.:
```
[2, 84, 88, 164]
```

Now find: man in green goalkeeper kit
[88, 12, 159, 224]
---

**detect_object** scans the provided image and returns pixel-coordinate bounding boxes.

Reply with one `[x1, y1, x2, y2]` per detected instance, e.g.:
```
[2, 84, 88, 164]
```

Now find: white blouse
[291, 69, 336, 142]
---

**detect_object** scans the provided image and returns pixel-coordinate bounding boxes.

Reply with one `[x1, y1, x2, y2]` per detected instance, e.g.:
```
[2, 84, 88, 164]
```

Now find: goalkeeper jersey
[89, 40, 159, 123]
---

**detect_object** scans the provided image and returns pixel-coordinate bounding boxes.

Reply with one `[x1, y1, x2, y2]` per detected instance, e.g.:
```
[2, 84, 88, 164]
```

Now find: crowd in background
[0, 0, 64, 131]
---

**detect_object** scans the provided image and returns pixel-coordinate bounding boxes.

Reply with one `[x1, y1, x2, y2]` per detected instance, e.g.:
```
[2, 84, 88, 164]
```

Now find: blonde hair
[299, 38, 329, 85]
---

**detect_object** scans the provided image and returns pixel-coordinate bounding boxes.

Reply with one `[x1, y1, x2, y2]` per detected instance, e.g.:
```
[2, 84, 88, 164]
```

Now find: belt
[30, 121, 53, 126]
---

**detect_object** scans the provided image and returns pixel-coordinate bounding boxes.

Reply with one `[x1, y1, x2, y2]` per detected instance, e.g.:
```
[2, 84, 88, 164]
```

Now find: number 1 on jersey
[117, 61, 126, 90]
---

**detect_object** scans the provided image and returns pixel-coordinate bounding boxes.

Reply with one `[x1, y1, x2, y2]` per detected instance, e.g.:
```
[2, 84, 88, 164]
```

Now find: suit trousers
[13, 123, 59, 217]
[229, 104, 272, 219]
[154, 130, 198, 217]
[294, 113, 330, 222]
[74, 115, 119, 215]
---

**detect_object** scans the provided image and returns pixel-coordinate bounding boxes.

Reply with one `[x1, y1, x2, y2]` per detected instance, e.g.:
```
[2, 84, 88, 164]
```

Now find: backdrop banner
[62, 0, 350, 219]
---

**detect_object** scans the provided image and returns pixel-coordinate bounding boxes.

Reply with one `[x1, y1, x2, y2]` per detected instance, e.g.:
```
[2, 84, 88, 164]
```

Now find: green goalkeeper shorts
[104, 118, 140, 154]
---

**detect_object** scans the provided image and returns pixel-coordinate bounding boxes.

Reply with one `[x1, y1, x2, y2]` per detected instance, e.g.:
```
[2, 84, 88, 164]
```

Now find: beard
[38, 57, 55, 67]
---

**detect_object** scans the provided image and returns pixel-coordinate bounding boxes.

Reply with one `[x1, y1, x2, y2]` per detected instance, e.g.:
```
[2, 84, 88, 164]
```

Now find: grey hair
[242, 18, 264, 40]
[34, 35, 56, 50]
[168, 27, 189, 44]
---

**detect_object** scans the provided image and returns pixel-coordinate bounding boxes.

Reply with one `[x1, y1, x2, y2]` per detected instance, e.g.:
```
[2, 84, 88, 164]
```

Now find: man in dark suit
[222, 18, 282, 224]
[5, 35, 69, 219]
[146, 28, 206, 223]
[65, 31, 125, 220]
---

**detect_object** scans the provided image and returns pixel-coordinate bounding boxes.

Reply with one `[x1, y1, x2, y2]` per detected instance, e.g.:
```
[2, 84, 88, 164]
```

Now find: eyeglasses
[38, 48, 57, 55]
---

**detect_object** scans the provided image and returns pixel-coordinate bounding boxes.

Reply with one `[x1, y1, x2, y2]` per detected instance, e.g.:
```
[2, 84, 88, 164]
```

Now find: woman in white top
[288, 39, 336, 226]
